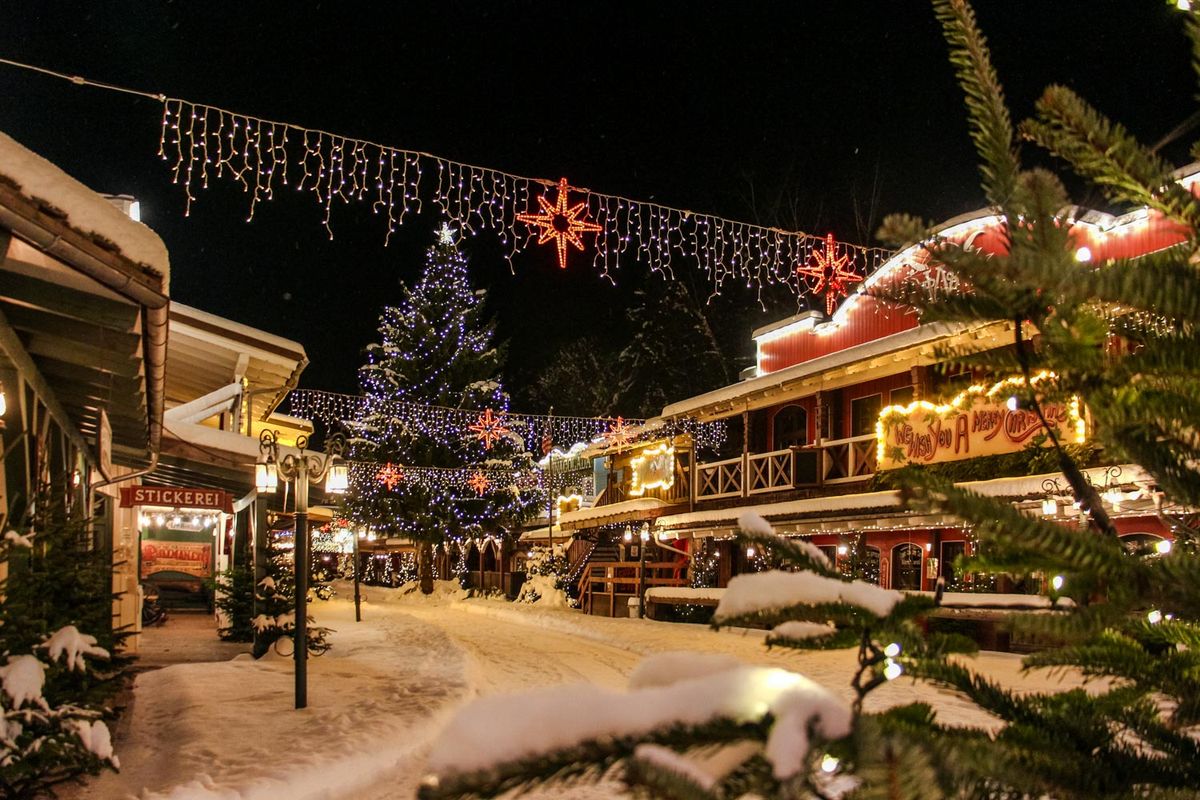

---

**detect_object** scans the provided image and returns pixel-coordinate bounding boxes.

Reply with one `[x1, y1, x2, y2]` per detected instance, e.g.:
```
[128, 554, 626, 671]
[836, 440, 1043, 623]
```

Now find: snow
[0, 655, 46, 709]
[769, 621, 837, 642]
[40, 625, 110, 672]
[632, 743, 719, 791]
[424, 663, 848, 781]
[644, 586, 725, 602]
[74, 720, 119, 767]
[0, 130, 170, 277]
[628, 652, 743, 689]
[715, 570, 903, 620]
[929, 592, 1072, 610]
[3, 529, 33, 548]
[70, 583, 1102, 800]
[517, 574, 569, 608]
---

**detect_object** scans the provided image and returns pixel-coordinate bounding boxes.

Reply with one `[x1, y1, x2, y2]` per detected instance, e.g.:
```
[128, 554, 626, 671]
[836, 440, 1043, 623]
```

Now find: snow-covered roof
[558, 497, 670, 528]
[0, 129, 170, 280]
[661, 320, 985, 420]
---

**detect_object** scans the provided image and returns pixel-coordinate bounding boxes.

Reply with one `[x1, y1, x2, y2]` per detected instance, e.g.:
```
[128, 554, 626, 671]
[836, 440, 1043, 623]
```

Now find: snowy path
[80, 586, 1089, 800]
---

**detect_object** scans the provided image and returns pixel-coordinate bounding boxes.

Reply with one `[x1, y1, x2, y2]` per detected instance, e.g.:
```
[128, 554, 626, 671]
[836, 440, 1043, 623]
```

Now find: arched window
[466, 543, 481, 572]
[481, 541, 499, 572]
[891, 543, 923, 590]
[1119, 532, 1168, 557]
[773, 405, 808, 449]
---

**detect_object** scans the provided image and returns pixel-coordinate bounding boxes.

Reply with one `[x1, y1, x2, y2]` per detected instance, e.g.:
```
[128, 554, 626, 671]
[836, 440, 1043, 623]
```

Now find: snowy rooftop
[0, 129, 170, 281]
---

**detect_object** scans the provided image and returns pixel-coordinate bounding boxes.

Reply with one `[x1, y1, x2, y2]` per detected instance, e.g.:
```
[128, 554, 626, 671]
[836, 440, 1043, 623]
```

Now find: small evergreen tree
[210, 564, 255, 642]
[345, 228, 537, 593]
[1, 497, 123, 797]
[417, 3, 1200, 798]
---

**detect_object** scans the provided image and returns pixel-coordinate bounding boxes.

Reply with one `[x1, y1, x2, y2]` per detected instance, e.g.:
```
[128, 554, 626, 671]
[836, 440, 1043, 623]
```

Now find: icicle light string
[0, 57, 892, 302]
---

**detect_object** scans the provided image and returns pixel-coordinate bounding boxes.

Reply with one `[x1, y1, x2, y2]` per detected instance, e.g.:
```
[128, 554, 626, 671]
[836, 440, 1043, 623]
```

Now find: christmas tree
[345, 226, 537, 593]
[417, 3, 1200, 798]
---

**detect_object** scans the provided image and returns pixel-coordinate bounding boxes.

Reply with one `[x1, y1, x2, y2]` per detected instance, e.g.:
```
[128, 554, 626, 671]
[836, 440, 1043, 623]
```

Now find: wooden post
[741, 409, 750, 498]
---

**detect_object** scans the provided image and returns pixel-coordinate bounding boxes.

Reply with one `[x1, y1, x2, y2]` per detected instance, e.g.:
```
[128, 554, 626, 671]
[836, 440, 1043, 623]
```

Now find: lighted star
[467, 471, 490, 496]
[516, 177, 603, 269]
[377, 462, 404, 491]
[796, 233, 862, 315]
[604, 416, 633, 448]
[436, 222, 457, 246]
[469, 408, 510, 450]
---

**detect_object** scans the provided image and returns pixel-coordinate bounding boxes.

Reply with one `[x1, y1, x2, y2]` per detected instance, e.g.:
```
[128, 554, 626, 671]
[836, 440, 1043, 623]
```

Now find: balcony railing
[693, 434, 877, 501]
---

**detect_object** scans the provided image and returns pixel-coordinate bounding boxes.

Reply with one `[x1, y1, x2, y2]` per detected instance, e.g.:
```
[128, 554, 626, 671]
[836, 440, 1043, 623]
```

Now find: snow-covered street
[81, 586, 1087, 800]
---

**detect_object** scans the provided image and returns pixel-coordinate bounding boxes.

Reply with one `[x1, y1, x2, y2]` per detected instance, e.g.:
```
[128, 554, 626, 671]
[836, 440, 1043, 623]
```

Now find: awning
[558, 497, 674, 530]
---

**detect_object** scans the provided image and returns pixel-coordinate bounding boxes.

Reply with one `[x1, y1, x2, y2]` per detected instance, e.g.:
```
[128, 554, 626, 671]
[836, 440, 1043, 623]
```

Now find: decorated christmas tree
[345, 226, 537, 592]
[417, 3, 1200, 798]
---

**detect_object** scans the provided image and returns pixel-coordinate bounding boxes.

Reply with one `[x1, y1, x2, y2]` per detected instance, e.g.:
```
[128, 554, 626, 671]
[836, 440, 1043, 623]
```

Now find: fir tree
[417, 3, 1200, 798]
[345, 228, 536, 592]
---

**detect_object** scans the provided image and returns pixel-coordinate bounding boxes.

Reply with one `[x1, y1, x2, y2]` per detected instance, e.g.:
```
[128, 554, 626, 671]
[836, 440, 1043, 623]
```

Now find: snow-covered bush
[516, 545, 569, 607]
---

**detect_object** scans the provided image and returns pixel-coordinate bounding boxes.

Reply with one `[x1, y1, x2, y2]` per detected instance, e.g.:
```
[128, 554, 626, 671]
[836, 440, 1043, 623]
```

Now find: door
[891, 543, 923, 590]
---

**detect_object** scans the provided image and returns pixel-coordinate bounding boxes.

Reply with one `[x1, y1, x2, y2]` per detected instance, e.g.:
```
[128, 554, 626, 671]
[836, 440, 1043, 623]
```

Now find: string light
[468, 408, 511, 450]
[794, 233, 863, 315]
[516, 177, 603, 270]
[148, 95, 889, 299]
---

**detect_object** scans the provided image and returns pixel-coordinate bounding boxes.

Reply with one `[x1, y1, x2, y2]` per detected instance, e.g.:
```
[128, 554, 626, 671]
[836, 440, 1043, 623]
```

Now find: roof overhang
[558, 497, 674, 530]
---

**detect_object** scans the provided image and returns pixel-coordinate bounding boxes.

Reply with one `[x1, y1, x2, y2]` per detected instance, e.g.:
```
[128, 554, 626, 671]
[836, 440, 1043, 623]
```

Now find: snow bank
[645, 586, 725, 602]
[0, 130, 170, 276]
[74, 720, 119, 767]
[715, 570, 903, 621]
[426, 663, 851, 781]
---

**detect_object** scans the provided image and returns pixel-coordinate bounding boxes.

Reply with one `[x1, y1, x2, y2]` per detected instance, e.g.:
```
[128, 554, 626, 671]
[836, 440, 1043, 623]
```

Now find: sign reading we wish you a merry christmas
[877, 382, 1086, 470]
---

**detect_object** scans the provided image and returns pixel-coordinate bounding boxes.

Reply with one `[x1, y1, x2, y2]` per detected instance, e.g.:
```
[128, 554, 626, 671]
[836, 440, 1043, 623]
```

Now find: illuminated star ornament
[467, 471, 490, 496]
[436, 222, 457, 246]
[604, 416, 633, 448]
[377, 462, 404, 491]
[516, 177, 603, 269]
[468, 408, 510, 450]
[796, 233, 862, 315]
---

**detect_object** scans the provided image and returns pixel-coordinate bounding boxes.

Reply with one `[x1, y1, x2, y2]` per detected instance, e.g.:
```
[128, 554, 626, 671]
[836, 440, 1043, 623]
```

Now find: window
[850, 394, 882, 438]
[941, 541, 966, 584]
[890, 385, 915, 407]
[817, 545, 838, 565]
[891, 543, 924, 590]
[773, 405, 808, 449]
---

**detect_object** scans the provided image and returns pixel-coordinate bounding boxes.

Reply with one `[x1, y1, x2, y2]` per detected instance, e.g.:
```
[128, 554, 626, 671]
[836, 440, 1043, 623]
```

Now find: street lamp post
[353, 528, 364, 623]
[256, 429, 347, 710]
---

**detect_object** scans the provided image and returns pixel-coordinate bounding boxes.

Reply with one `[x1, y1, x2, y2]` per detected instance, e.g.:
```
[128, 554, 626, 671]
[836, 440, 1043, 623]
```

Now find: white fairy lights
[155, 98, 889, 300]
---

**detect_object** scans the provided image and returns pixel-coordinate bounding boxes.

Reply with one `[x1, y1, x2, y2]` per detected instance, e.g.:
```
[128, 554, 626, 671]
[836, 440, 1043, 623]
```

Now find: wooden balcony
[693, 434, 877, 501]
[577, 560, 688, 617]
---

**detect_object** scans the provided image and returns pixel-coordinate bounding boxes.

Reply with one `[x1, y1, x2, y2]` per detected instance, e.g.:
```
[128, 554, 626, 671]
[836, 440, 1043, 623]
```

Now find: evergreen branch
[932, 0, 1020, 208]
[735, 530, 841, 578]
[1022, 85, 1200, 228]
[418, 719, 769, 800]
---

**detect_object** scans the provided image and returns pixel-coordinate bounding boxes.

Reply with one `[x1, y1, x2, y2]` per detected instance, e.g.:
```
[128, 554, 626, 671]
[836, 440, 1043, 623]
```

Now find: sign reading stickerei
[120, 485, 233, 513]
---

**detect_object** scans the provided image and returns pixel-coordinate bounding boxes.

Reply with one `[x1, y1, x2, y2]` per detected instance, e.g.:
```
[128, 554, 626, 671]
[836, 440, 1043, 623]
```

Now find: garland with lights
[0, 59, 891, 304]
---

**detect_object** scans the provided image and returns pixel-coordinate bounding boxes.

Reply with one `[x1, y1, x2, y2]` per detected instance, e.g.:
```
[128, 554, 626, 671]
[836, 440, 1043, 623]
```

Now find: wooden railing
[821, 433, 877, 483]
[577, 561, 688, 616]
[692, 435, 877, 500]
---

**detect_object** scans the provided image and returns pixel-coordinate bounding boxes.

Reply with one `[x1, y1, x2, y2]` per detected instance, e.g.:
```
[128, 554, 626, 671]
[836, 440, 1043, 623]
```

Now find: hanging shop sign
[120, 485, 233, 513]
[876, 373, 1087, 470]
[629, 442, 676, 497]
[140, 540, 213, 580]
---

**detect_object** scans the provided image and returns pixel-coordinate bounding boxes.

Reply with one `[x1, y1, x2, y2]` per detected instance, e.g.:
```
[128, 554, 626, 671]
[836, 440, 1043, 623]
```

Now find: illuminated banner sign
[140, 540, 213, 580]
[120, 485, 233, 513]
[630, 443, 675, 496]
[877, 375, 1086, 470]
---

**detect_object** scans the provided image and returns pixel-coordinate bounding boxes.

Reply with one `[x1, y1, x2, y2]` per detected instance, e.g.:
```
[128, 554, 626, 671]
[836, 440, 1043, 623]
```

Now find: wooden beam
[0, 303, 142, 354]
[0, 269, 140, 332]
[0, 307, 97, 469]
[25, 335, 142, 379]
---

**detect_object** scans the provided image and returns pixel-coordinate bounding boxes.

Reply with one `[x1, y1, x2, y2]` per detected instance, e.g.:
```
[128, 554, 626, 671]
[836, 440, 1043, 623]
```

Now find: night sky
[0, 2, 1194, 406]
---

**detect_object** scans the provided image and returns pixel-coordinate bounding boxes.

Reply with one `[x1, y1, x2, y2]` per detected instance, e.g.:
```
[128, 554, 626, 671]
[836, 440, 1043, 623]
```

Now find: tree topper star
[517, 177, 603, 269]
[604, 416, 633, 448]
[796, 233, 862, 315]
[468, 408, 510, 450]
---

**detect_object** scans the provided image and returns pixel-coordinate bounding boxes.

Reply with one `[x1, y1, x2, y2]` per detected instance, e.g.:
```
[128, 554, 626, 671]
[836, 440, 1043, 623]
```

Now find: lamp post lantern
[256, 429, 347, 710]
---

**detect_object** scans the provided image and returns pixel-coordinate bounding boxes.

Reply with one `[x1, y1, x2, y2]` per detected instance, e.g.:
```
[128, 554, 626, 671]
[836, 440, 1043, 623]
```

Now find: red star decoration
[604, 416, 633, 448]
[517, 177, 603, 269]
[377, 462, 404, 491]
[469, 408, 510, 450]
[467, 471, 490, 497]
[795, 233, 862, 315]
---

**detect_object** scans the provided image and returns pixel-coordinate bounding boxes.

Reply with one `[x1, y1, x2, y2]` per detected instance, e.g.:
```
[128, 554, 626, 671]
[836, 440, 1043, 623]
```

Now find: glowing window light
[628, 443, 676, 497]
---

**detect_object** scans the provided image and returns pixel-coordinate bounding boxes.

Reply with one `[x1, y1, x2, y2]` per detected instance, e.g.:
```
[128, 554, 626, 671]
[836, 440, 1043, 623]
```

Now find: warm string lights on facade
[345, 459, 542, 496]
